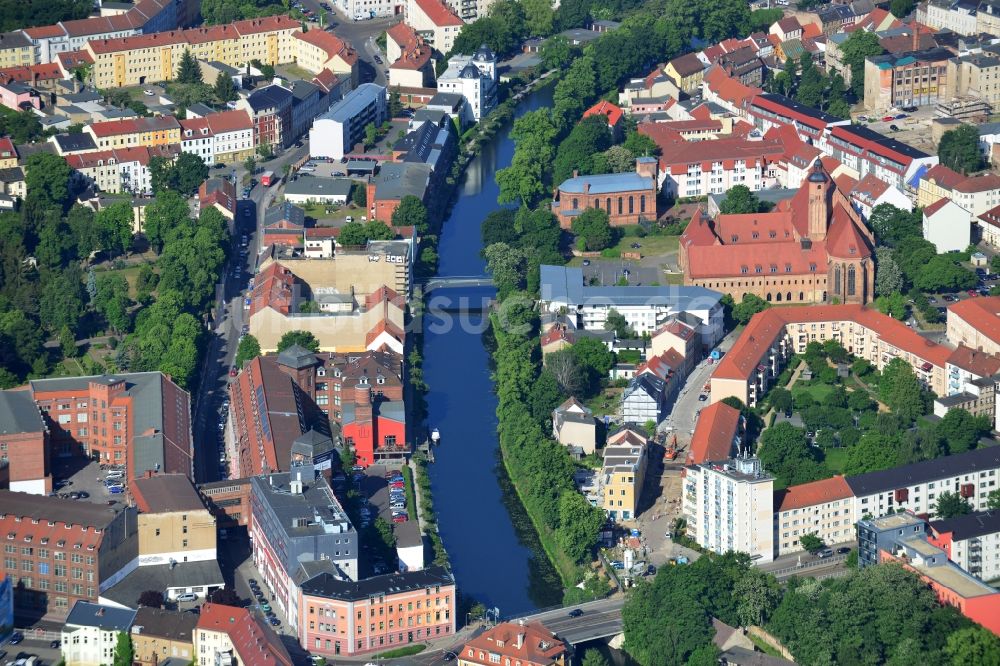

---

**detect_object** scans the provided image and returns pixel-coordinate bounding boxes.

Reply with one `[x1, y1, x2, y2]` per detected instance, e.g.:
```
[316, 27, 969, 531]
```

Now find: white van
[106, 470, 124, 480]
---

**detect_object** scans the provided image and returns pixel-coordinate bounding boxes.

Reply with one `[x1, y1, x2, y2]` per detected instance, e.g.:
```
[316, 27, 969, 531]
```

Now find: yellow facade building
[132, 474, 218, 567]
[0, 31, 34, 69]
[602, 429, 648, 522]
[84, 116, 182, 149]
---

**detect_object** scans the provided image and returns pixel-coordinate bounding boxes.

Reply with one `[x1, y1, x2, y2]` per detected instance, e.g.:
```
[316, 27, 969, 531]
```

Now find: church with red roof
[679, 158, 875, 306]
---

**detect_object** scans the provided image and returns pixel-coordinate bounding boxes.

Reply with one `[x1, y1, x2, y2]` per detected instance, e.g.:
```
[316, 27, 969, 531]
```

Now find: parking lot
[854, 105, 938, 153]
[51, 459, 129, 507]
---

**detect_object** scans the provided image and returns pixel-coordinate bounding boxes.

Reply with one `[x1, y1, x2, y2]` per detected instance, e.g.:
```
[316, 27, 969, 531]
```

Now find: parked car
[836, 547, 851, 554]
[229, 367, 238, 377]
[582, 259, 591, 266]
[610, 560, 625, 570]
[143, 89, 155, 96]
[50, 641, 60, 649]
[895, 113, 908, 119]
[698, 394, 708, 401]
[881, 115, 894, 122]
[9, 632, 23, 645]
[176, 593, 198, 602]
[817, 548, 834, 559]
[568, 608, 583, 618]
[268, 617, 280, 626]
[889, 124, 900, 131]
[392, 514, 408, 523]
[856, 115, 868, 122]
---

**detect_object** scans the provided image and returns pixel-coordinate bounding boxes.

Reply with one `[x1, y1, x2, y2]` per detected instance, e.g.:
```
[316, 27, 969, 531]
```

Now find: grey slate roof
[65, 601, 136, 631]
[371, 162, 431, 201]
[558, 171, 653, 195]
[0, 390, 44, 435]
[132, 606, 198, 641]
[284, 176, 353, 198]
[300, 565, 453, 601]
[53, 132, 97, 153]
[930, 510, 1000, 541]
[101, 560, 225, 608]
[247, 84, 292, 112]
[318, 83, 385, 123]
[540, 265, 722, 311]
[263, 201, 305, 228]
[846, 446, 1000, 496]
[426, 92, 464, 111]
[276, 343, 317, 369]
[249, 473, 353, 539]
[0, 489, 124, 527]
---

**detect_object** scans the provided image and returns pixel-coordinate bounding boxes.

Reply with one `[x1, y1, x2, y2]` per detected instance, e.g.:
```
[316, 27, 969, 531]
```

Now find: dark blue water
[422, 85, 559, 617]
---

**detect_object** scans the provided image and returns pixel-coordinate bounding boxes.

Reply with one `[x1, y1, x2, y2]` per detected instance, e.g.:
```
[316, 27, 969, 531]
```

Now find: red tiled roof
[87, 15, 299, 55]
[947, 344, 1000, 377]
[294, 29, 358, 65]
[922, 197, 952, 217]
[923, 164, 965, 190]
[948, 296, 1000, 348]
[0, 63, 61, 83]
[607, 429, 647, 447]
[232, 15, 300, 35]
[303, 226, 338, 237]
[923, 164, 1000, 194]
[87, 30, 186, 54]
[0, 137, 16, 159]
[462, 622, 567, 666]
[65, 145, 176, 169]
[57, 50, 93, 69]
[851, 172, 890, 204]
[88, 116, 180, 138]
[774, 475, 852, 513]
[386, 23, 430, 70]
[387, 22, 418, 49]
[713, 305, 952, 382]
[655, 318, 695, 341]
[364, 285, 405, 310]
[687, 401, 741, 465]
[583, 100, 623, 127]
[24, 25, 66, 39]
[541, 325, 573, 348]
[979, 204, 1000, 230]
[313, 68, 341, 92]
[250, 262, 296, 316]
[198, 604, 292, 666]
[205, 109, 253, 133]
[704, 66, 762, 108]
[801, 22, 822, 39]
[412, 0, 464, 26]
[651, 133, 787, 173]
[365, 319, 405, 347]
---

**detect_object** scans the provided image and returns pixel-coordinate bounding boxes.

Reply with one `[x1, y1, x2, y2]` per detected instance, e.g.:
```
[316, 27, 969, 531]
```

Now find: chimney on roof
[911, 20, 919, 51]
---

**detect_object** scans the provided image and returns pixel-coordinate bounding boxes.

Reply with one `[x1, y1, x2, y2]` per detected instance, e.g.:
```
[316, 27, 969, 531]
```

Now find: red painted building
[342, 381, 405, 467]
[0, 390, 49, 494]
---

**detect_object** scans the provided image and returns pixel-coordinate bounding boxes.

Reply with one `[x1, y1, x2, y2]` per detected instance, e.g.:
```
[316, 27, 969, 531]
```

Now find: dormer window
[755, 265, 762, 273]
[317, 368, 326, 377]
[730, 234, 739, 242]
[770, 264, 777, 273]
[785, 263, 792, 273]
[752, 232, 759, 239]
[377, 375, 385, 385]
[740, 265, 748, 274]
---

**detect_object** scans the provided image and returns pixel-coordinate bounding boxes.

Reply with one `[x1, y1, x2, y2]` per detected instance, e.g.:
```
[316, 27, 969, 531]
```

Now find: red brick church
[679, 159, 875, 305]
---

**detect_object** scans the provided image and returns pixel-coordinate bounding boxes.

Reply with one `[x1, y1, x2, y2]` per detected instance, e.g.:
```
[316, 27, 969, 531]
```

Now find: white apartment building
[309, 83, 386, 160]
[338, 0, 395, 20]
[61, 602, 137, 666]
[922, 198, 973, 254]
[682, 457, 775, 562]
[920, 0, 979, 35]
[930, 511, 1000, 581]
[436, 46, 496, 123]
[539, 265, 725, 343]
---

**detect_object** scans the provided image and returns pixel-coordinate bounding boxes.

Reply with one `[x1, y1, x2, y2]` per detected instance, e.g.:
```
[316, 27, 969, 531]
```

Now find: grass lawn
[606, 234, 679, 258]
[276, 62, 314, 81]
[585, 388, 622, 420]
[791, 382, 833, 402]
[662, 272, 684, 285]
[747, 633, 786, 659]
[374, 645, 426, 658]
[401, 466, 418, 522]
[825, 448, 848, 474]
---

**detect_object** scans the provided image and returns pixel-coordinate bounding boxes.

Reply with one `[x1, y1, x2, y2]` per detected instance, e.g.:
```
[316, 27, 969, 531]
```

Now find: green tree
[890, 0, 915, 18]
[624, 131, 659, 157]
[936, 491, 973, 519]
[553, 54, 597, 126]
[351, 182, 367, 208]
[604, 308, 635, 339]
[540, 35, 572, 70]
[599, 145, 636, 173]
[580, 649, 608, 666]
[768, 387, 794, 415]
[799, 533, 825, 553]
[734, 568, 781, 626]
[840, 30, 884, 98]
[844, 431, 902, 475]
[39, 269, 86, 334]
[879, 358, 927, 423]
[719, 185, 763, 214]
[686, 645, 721, 666]
[94, 272, 132, 334]
[945, 626, 1000, 666]
[213, 71, 237, 102]
[522, 0, 554, 35]
[497, 109, 559, 205]
[364, 122, 378, 148]
[988, 489, 1000, 510]
[875, 246, 904, 295]
[553, 115, 612, 184]
[113, 632, 133, 666]
[915, 255, 978, 293]
[234, 334, 261, 368]
[570, 337, 614, 379]
[177, 49, 203, 84]
[484, 242, 528, 299]
[142, 190, 190, 253]
[758, 422, 828, 486]
[939, 124, 986, 174]
[389, 86, 403, 118]
[277, 330, 320, 353]
[935, 408, 991, 455]
[874, 292, 908, 320]
[95, 200, 135, 258]
[732, 293, 769, 325]
[545, 348, 587, 396]
[60, 324, 78, 359]
[571, 208, 613, 251]
[24, 152, 73, 210]
[556, 490, 606, 562]
[244, 156, 257, 175]
[390, 195, 428, 234]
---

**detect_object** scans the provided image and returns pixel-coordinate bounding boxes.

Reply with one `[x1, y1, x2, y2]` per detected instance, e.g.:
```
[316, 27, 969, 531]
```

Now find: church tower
[807, 159, 831, 241]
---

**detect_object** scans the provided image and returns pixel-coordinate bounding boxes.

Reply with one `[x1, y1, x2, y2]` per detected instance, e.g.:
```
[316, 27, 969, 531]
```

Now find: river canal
[421, 84, 561, 618]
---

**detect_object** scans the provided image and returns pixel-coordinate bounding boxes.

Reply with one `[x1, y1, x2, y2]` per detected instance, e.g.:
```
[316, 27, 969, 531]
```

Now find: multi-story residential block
[948, 48, 1000, 109]
[710, 304, 951, 407]
[922, 0, 980, 35]
[979, 204, 1000, 247]
[458, 621, 568, 666]
[298, 566, 455, 657]
[682, 457, 775, 562]
[61, 602, 137, 666]
[849, 172, 913, 220]
[935, 344, 1000, 426]
[664, 52, 707, 93]
[647, 132, 784, 198]
[0, 31, 37, 68]
[198, 177, 237, 220]
[131, 474, 217, 569]
[292, 30, 358, 84]
[385, 23, 434, 89]
[621, 374, 665, 425]
[309, 83, 387, 160]
[826, 124, 937, 188]
[0, 491, 138, 620]
[130, 606, 197, 666]
[745, 93, 849, 150]
[680, 160, 876, 306]
[602, 429, 648, 521]
[179, 109, 255, 165]
[85, 116, 182, 150]
[195, 603, 293, 666]
[249, 469, 357, 630]
[864, 48, 952, 111]
[929, 511, 1000, 582]
[947, 295, 1000, 356]
[84, 15, 301, 89]
[686, 401, 742, 465]
[244, 83, 293, 150]
[337, 0, 396, 19]
[773, 476, 855, 556]
[436, 46, 496, 123]
[540, 265, 723, 341]
[918, 163, 1000, 216]
[368, 162, 432, 223]
[860, 512, 1000, 635]
[550, 159, 658, 228]
[405, 0, 464, 55]
[66, 145, 180, 196]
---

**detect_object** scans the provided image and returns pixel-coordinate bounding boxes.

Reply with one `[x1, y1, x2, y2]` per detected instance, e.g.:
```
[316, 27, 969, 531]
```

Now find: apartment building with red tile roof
[195, 603, 293, 666]
[710, 303, 952, 407]
[650, 132, 787, 198]
[0, 63, 61, 88]
[583, 100, 624, 135]
[292, 30, 358, 84]
[687, 401, 742, 464]
[459, 621, 568, 666]
[947, 296, 1000, 356]
[65, 145, 179, 196]
[701, 66, 762, 116]
[406, 0, 463, 54]
[198, 177, 236, 220]
[0, 490, 138, 620]
[772, 475, 855, 554]
[679, 159, 875, 307]
[918, 163, 1000, 216]
[384, 22, 433, 87]
[85, 116, 181, 149]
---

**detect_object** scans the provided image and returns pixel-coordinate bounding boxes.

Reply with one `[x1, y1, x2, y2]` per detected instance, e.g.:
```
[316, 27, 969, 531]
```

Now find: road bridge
[421, 276, 494, 293]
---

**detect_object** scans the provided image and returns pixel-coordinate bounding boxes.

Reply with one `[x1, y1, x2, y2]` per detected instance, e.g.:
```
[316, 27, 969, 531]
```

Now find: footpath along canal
[421, 84, 562, 617]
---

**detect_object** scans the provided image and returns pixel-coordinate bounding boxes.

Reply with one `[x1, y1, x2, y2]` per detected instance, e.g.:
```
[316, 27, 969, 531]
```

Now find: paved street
[301, 0, 400, 88]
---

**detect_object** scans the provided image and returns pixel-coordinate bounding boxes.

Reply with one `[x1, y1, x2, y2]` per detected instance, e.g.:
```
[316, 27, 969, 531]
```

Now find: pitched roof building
[459, 621, 568, 666]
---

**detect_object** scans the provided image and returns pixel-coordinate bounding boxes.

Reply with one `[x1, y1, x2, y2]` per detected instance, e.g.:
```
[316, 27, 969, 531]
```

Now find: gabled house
[622, 373, 664, 424]
[552, 397, 597, 456]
